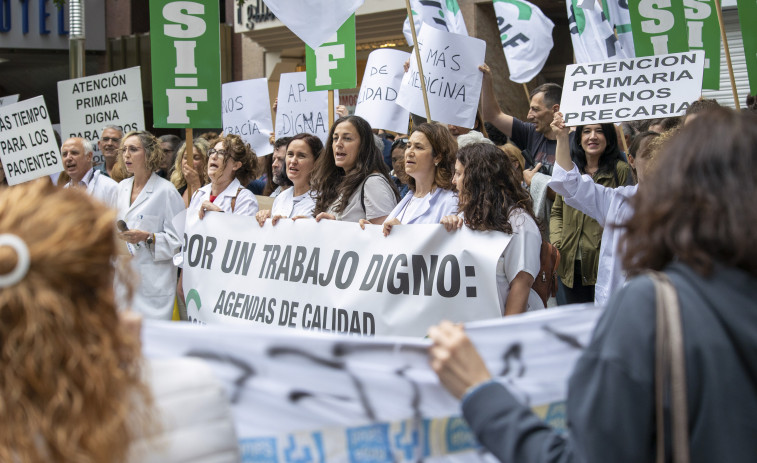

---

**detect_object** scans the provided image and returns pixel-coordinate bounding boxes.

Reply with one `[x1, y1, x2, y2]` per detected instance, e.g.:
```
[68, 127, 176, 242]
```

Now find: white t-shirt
[497, 208, 545, 314]
[329, 174, 397, 223]
[271, 187, 316, 218]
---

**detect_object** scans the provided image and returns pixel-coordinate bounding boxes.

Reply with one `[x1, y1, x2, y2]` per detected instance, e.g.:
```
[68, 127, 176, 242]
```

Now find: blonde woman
[170, 138, 211, 207]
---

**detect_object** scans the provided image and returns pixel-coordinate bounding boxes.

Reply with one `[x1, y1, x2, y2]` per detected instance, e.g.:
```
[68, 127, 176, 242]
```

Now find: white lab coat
[187, 178, 258, 218]
[116, 173, 185, 320]
[549, 163, 638, 306]
[386, 188, 458, 224]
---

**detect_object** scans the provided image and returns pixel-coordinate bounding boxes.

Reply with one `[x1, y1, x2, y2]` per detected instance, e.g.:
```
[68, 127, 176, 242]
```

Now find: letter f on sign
[314, 44, 345, 86]
[166, 89, 208, 124]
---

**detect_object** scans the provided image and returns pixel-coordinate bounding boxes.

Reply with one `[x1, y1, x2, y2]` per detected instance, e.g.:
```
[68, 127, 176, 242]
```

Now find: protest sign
[275, 72, 337, 145]
[737, 0, 757, 94]
[0, 96, 62, 185]
[628, 0, 720, 90]
[181, 213, 506, 337]
[260, 0, 363, 50]
[150, 0, 222, 128]
[57, 67, 145, 168]
[222, 78, 274, 157]
[143, 304, 600, 462]
[0, 94, 20, 107]
[354, 49, 411, 134]
[306, 15, 357, 92]
[493, 0, 554, 83]
[396, 27, 486, 128]
[560, 51, 705, 125]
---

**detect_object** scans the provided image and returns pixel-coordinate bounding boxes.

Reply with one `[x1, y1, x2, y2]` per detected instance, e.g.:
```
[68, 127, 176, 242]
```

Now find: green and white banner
[493, 0, 555, 83]
[567, 0, 632, 63]
[737, 0, 757, 94]
[149, 0, 222, 128]
[305, 15, 357, 92]
[628, 0, 720, 90]
[403, 0, 468, 47]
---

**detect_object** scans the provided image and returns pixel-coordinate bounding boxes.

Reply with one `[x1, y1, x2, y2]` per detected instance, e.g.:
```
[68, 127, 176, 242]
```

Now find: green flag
[150, 0, 222, 128]
[737, 0, 757, 94]
[628, 0, 720, 90]
[305, 15, 357, 92]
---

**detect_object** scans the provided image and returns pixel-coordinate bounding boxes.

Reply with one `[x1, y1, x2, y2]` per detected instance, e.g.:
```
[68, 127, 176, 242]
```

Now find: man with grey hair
[62, 137, 118, 208]
[97, 125, 123, 178]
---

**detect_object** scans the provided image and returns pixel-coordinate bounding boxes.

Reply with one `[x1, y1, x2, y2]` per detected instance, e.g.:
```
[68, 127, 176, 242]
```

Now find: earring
[434, 162, 439, 166]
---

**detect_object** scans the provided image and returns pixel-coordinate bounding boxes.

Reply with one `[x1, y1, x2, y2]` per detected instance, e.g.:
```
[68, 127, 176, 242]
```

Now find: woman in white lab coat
[187, 133, 259, 218]
[116, 131, 185, 320]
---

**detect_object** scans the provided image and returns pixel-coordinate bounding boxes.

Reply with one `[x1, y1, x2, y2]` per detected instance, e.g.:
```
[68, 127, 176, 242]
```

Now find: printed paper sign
[354, 49, 411, 134]
[57, 67, 146, 169]
[560, 51, 705, 125]
[275, 72, 338, 145]
[143, 304, 600, 462]
[181, 213, 507, 337]
[305, 14, 357, 92]
[150, 0, 222, 128]
[0, 94, 20, 107]
[0, 96, 62, 185]
[397, 27, 486, 128]
[222, 79, 274, 157]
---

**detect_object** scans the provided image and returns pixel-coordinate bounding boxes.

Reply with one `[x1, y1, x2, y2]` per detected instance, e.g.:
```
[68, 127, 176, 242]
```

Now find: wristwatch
[146, 234, 154, 246]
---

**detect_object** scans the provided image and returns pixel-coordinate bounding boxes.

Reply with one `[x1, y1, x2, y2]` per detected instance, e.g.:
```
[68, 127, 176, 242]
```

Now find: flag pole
[713, 0, 740, 109]
[522, 83, 530, 103]
[185, 128, 194, 199]
[405, 0, 432, 122]
[328, 90, 335, 128]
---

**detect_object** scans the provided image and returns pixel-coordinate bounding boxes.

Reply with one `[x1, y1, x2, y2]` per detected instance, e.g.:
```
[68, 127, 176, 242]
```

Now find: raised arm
[552, 112, 574, 172]
[479, 64, 514, 138]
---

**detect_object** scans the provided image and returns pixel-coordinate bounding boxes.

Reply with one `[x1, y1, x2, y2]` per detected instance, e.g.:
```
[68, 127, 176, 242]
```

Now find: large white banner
[354, 49, 411, 134]
[0, 94, 20, 108]
[57, 67, 145, 169]
[561, 51, 705, 125]
[222, 78, 275, 157]
[397, 27, 486, 128]
[0, 96, 62, 185]
[181, 213, 506, 337]
[276, 72, 338, 145]
[143, 304, 600, 463]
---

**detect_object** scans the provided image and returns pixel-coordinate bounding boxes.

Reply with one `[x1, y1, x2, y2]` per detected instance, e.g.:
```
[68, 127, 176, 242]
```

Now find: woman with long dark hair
[441, 142, 544, 315]
[312, 115, 399, 223]
[549, 122, 631, 304]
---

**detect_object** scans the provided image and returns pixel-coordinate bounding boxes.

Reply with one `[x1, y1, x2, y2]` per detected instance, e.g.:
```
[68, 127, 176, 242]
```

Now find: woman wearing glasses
[115, 131, 185, 320]
[187, 134, 258, 219]
[378, 123, 458, 236]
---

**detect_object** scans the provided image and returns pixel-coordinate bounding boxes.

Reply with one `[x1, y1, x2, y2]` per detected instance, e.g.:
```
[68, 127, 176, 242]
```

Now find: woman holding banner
[377, 122, 458, 236]
[440, 143, 543, 315]
[256, 133, 323, 226]
[312, 115, 399, 224]
[188, 134, 258, 219]
[549, 122, 631, 305]
[115, 131, 185, 320]
[429, 108, 757, 463]
[170, 138, 210, 207]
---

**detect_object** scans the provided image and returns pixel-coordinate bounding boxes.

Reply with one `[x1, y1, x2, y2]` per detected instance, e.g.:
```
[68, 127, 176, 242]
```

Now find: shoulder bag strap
[230, 187, 244, 213]
[651, 271, 690, 463]
[360, 173, 381, 213]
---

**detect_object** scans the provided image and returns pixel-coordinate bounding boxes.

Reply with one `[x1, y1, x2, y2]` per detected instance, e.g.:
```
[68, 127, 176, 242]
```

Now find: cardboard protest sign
[396, 27, 486, 128]
[305, 14, 357, 92]
[560, 51, 705, 125]
[0, 94, 20, 107]
[143, 304, 600, 461]
[181, 213, 506, 337]
[150, 0, 222, 128]
[275, 72, 337, 145]
[0, 96, 62, 185]
[354, 49, 411, 134]
[222, 78, 274, 157]
[57, 67, 145, 169]
[628, 0, 720, 90]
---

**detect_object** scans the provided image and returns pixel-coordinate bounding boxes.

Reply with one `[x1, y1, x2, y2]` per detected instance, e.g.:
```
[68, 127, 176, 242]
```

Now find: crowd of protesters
[0, 61, 756, 462]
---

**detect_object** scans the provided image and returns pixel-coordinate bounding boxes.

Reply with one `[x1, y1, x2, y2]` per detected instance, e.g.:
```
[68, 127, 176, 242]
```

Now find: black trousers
[557, 260, 595, 305]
